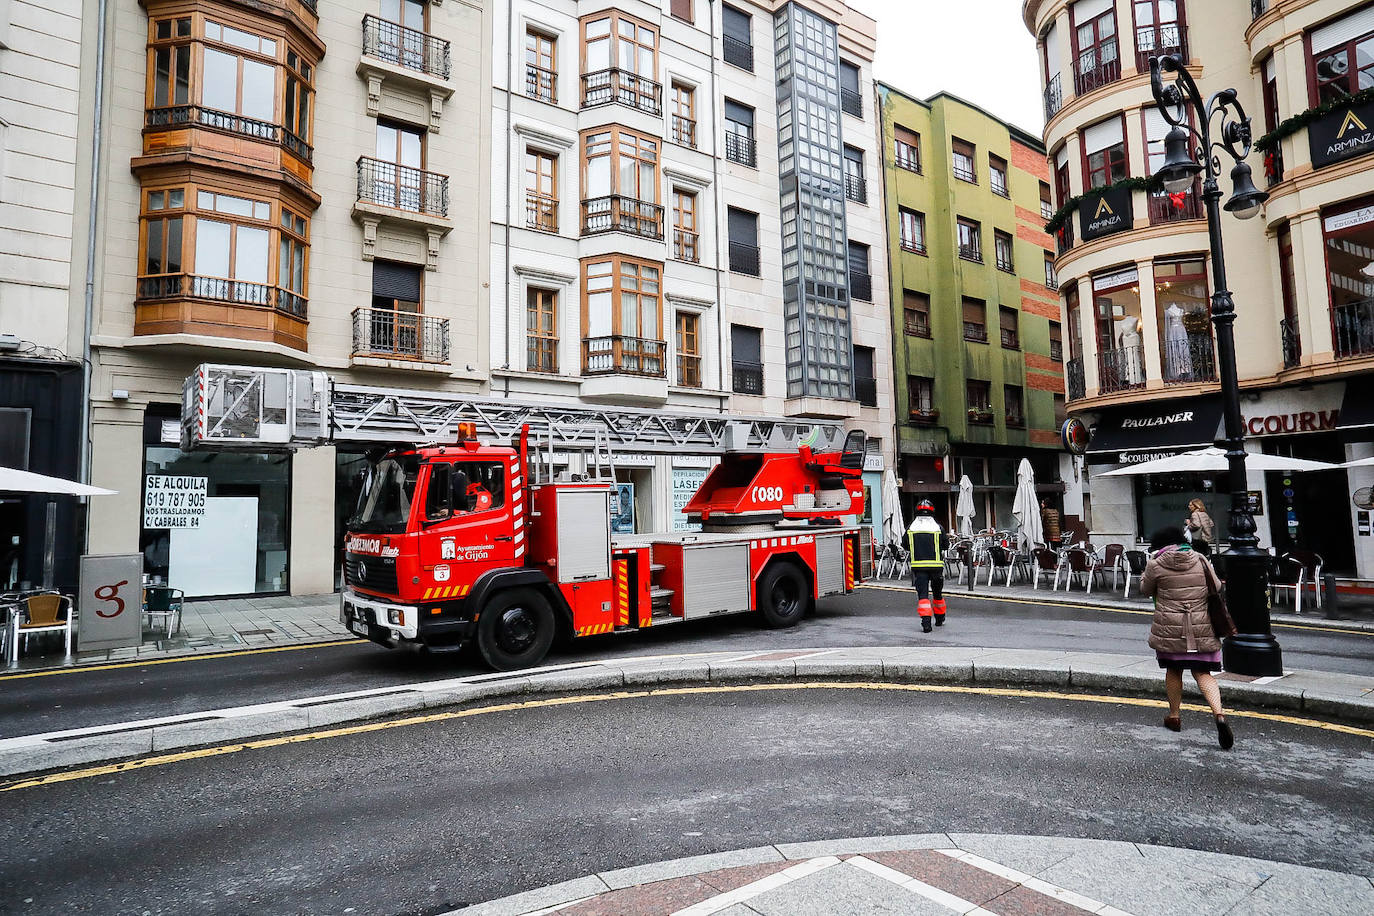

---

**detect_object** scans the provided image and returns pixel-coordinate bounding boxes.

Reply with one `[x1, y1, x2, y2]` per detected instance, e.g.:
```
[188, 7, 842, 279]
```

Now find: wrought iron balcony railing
[953, 161, 976, 183]
[1044, 73, 1064, 120]
[352, 307, 450, 363]
[844, 173, 867, 204]
[904, 315, 931, 338]
[1134, 23, 1186, 73]
[723, 34, 753, 71]
[362, 15, 451, 80]
[958, 242, 982, 263]
[900, 237, 926, 255]
[1050, 339, 1064, 362]
[673, 228, 700, 263]
[136, 274, 307, 318]
[1161, 333, 1217, 384]
[963, 322, 988, 343]
[581, 68, 662, 116]
[526, 191, 558, 233]
[728, 240, 760, 276]
[526, 64, 557, 103]
[731, 360, 764, 395]
[849, 271, 872, 302]
[1148, 186, 1204, 225]
[725, 132, 757, 168]
[1055, 221, 1074, 255]
[1074, 40, 1121, 96]
[996, 251, 1015, 273]
[357, 157, 449, 217]
[855, 377, 878, 407]
[527, 335, 557, 373]
[1280, 316, 1301, 369]
[1332, 298, 1374, 360]
[1098, 344, 1147, 394]
[677, 353, 702, 388]
[583, 335, 666, 377]
[909, 407, 940, 425]
[672, 114, 696, 148]
[145, 105, 312, 163]
[1067, 357, 1085, 400]
[581, 195, 664, 239]
[840, 87, 863, 117]
[1000, 327, 1020, 349]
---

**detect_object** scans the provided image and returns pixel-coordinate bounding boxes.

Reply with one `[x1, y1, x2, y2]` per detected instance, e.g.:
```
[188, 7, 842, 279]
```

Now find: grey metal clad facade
[774, 3, 853, 400]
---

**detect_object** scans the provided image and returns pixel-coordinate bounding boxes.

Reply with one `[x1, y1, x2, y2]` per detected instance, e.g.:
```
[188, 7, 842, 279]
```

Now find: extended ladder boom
[182, 363, 847, 455]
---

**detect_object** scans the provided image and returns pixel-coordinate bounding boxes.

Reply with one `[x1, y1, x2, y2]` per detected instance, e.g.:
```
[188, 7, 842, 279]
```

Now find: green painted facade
[876, 85, 1064, 467]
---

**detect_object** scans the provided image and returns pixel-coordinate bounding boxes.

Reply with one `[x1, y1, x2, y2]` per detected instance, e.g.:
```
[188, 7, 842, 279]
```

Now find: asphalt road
[0, 686, 1369, 915]
[2, 585, 1371, 738]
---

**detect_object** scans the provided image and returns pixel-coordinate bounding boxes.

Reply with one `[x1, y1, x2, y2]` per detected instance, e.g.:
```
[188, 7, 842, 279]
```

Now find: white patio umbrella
[881, 468, 904, 545]
[1342, 456, 1374, 469]
[1012, 458, 1043, 552]
[1098, 447, 1341, 477]
[1, 466, 117, 589]
[955, 474, 976, 537]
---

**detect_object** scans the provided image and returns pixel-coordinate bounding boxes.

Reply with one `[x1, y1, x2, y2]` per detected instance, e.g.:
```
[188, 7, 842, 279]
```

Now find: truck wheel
[757, 562, 810, 628]
[476, 587, 555, 671]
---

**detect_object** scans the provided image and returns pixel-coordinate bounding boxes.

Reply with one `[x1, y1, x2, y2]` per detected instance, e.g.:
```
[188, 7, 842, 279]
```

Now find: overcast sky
[846, 0, 1046, 136]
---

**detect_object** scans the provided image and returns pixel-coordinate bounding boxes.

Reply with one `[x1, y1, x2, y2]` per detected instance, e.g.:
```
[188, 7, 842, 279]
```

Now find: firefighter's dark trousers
[910, 568, 947, 624]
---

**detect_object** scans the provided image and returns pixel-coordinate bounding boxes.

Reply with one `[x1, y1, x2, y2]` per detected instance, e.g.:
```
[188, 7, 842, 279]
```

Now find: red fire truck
[183, 364, 870, 670]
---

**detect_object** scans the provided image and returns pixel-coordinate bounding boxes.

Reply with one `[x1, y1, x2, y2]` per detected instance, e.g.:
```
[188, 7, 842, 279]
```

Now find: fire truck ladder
[182, 363, 848, 456]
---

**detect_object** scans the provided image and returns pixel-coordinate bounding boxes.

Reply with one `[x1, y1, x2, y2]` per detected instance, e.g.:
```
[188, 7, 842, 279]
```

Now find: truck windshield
[351, 455, 421, 533]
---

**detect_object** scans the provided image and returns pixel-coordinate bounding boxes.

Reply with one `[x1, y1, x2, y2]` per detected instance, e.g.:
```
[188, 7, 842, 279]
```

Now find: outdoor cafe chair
[1030, 548, 1061, 590]
[143, 586, 184, 637]
[14, 592, 73, 661]
[1122, 550, 1149, 598]
[1100, 543, 1125, 590]
[1272, 554, 1307, 614]
[1285, 549, 1325, 610]
[985, 545, 1019, 587]
[1061, 548, 1105, 593]
[954, 544, 982, 585]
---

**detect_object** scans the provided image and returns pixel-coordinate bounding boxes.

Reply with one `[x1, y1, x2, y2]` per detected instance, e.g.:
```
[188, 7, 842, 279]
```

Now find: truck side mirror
[425, 463, 452, 522]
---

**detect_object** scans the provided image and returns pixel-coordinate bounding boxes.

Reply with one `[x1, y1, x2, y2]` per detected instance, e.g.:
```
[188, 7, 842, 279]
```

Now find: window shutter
[1082, 117, 1124, 154]
[727, 207, 757, 246]
[1072, 0, 1113, 22]
[1311, 7, 1374, 55]
[372, 260, 422, 302]
[731, 324, 762, 362]
[722, 5, 751, 43]
[1044, 21, 1061, 77]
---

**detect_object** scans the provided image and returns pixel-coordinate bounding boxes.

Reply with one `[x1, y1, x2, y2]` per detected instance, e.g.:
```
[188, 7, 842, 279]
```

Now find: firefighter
[907, 499, 948, 633]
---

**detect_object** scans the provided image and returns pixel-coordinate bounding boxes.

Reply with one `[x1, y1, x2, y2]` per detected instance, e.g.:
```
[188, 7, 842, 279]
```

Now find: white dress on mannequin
[1163, 302, 1191, 380]
[1118, 319, 1145, 385]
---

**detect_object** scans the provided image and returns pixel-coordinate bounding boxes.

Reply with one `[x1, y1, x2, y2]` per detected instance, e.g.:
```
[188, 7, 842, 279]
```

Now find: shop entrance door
[1263, 434, 1355, 573]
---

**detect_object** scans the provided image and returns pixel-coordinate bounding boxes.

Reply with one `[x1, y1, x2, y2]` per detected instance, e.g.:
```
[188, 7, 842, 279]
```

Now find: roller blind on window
[1311, 7, 1374, 54]
[725, 100, 754, 127]
[1073, 0, 1114, 22]
[722, 5, 751, 43]
[731, 324, 761, 362]
[1055, 145, 1069, 169]
[840, 61, 860, 94]
[1044, 22, 1062, 77]
[372, 260, 422, 301]
[1082, 117, 1124, 154]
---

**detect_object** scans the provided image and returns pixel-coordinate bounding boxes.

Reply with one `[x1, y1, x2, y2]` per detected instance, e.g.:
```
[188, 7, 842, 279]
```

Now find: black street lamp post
[1148, 53, 1282, 676]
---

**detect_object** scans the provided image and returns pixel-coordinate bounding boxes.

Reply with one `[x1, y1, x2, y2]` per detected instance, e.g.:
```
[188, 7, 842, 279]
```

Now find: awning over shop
[1085, 395, 1224, 465]
[1337, 383, 1374, 441]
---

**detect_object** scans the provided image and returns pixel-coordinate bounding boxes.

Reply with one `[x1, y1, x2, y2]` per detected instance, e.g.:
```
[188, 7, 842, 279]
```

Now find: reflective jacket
[907, 517, 947, 569]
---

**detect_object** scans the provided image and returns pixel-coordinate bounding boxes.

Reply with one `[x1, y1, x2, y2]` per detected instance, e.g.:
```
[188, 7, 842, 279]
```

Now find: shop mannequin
[1163, 302, 1192, 380]
[1119, 317, 1145, 385]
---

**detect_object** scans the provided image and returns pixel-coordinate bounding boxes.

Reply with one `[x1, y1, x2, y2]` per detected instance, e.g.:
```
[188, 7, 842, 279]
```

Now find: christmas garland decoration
[1253, 87, 1374, 153]
[1042, 175, 1164, 234]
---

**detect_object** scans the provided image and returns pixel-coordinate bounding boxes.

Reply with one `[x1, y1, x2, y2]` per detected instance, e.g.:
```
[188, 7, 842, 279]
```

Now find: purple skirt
[1156, 650, 1222, 672]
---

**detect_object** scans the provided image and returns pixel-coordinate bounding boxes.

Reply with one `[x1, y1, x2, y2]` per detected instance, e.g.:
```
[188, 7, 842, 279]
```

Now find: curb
[1, 649, 1370, 779]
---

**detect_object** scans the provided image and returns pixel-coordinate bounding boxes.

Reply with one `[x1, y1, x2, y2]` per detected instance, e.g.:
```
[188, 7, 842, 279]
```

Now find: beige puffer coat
[1141, 548, 1220, 653]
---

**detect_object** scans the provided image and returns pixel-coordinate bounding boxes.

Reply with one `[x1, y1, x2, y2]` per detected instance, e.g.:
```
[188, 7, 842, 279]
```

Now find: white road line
[848, 856, 996, 915]
[669, 855, 840, 916]
[937, 849, 1136, 915]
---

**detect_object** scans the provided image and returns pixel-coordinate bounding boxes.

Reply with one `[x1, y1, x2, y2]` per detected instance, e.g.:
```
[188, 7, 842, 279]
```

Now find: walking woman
[1184, 498, 1215, 555]
[1140, 526, 1234, 750]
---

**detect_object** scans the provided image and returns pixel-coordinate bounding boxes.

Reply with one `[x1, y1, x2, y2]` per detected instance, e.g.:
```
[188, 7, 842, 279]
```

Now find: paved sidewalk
[449, 833, 1374, 916]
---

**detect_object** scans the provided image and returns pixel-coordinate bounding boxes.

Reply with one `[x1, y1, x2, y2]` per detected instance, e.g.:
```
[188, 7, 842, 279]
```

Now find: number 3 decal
[94, 580, 129, 618]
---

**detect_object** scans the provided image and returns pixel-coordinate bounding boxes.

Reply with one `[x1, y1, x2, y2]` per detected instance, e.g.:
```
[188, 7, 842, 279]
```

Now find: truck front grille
[345, 552, 399, 593]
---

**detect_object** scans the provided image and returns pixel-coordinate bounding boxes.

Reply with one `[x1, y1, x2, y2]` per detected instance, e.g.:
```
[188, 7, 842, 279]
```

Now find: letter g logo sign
[94, 580, 129, 618]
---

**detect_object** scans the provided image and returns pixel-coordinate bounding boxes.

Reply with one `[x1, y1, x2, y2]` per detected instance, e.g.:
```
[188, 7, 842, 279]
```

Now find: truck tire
[475, 587, 555, 671]
[757, 562, 810, 628]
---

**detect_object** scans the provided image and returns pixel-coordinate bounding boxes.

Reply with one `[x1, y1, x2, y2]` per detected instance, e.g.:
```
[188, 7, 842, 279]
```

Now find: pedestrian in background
[1140, 526, 1234, 750]
[1184, 498, 1215, 555]
[906, 500, 948, 633]
[1039, 499, 1061, 544]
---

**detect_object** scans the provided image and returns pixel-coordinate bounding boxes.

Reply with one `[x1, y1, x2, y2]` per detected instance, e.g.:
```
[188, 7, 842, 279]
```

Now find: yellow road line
[859, 583, 1373, 636]
[4, 681, 1368, 794]
[0, 640, 360, 682]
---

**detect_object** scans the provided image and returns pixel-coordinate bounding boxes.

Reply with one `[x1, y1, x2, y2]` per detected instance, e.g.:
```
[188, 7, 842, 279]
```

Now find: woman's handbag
[1204, 561, 1238, 638]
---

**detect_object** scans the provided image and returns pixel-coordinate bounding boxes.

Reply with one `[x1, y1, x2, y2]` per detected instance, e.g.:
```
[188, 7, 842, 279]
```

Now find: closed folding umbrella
[1098, 447, 1341, 477]
[955, 474, 975, 537]
[1012, 458, 1043, 552]
[881, 468, 904, 545]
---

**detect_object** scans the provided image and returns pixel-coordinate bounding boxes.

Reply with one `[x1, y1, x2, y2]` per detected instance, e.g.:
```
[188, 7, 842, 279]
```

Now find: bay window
[582, 12, 660, 114]
[583, 256, 665, 376]
[1081, 116, 1127, 189]
[582, 126, 662, 238]
[1310, 8, 1374, 104]
[1072, 0, 1120, 95]
[1133, 1, 1186, 71]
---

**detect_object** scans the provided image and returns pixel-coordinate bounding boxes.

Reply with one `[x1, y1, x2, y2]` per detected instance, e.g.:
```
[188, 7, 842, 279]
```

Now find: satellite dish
[1354, 487, 1374, 510]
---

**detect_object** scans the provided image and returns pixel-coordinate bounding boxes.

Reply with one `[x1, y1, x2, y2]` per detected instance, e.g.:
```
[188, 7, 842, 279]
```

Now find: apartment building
[1025, 0, 1374, 577]
[877, 85, 1070, 533]
[77, 0, 492, 597]
[0, 0, 85, 590]
[488, 0, 894, 540]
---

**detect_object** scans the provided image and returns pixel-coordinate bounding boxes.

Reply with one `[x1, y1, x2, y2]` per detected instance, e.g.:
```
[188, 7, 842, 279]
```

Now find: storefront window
[1153, 258, 1214, 383]
[142, 409, 290, 596]
[1134, 472, 1231, 544]
[1093, 267, 1145, 391]
[1322, 197, 1374, 359]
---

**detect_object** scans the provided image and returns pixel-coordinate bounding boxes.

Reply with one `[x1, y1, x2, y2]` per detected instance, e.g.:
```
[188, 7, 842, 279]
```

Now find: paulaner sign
[1121, 411, 1194, 429]
[1309, 98, 1374, 169]
[1079, 185, 1133, 242]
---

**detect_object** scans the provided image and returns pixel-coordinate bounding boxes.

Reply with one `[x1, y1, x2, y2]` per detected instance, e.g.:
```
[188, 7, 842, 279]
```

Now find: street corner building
[876, 84, 1072, 537]
[1022, 0, 1374, 580]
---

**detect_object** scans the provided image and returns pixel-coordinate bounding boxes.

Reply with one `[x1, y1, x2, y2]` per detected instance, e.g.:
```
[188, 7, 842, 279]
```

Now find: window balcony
[908, 407, 939, 425]
[526, 191, 558, 233]
[581, 68, 662, 116]
[356, 157, 448, 217]
[677, 353, 702, 388]
[1134, 23, 1186, 73]
[583, 335, 666, 377]
[1067, 357, 1085, 400]
[581, 195, 664, 240]
[1333, 299, 1374, 360]
[1043, 73, 1064, 121]
[1148, 186, 1204, 225]
[526, 64, 557, 104]
[844, 173, 867, 204]
[963, 322, 988, 343]
[855, 376, 878, 407]
[953, 162, 977, 183]
[728, 240, 760, 276]
[900, 238, 926, 255]
[725, 133, 757, 168]
[1097, 345, 1146, 394]
[1055, 222, 1074, 256]
[905, 316, 931, 338]
[673, 228, 700, 263]
[1006, 412, 1026, 429]
[849, 271, 872, 302]
[840, 87, 863, 117]
[134, 273, 308, 350]
[732, 360, 764, 395]
[723, 35, 753, 71]
[1161, 333, 1217, 384]
[672, 114, 696, 148]
[1050, 339, 1063, 362]
[352, 307, 450, 363]
[991, 177, 1010, 199]
[144, 105, 312, 164]
[362, 15, 451, 80]
[1000, 327, 1020, 349]
[1280, 316, 1301, 369]
[958, 243, 982, 263]
[1073, 41, 1121, 96]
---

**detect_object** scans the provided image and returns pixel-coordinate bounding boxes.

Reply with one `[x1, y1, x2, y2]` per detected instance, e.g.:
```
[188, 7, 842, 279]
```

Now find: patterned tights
[1164, 669, 1225, 718]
